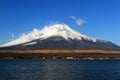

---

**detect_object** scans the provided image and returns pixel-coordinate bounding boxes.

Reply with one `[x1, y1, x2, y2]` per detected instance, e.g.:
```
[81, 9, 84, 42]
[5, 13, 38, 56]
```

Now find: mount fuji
[0, 24, 120, 50]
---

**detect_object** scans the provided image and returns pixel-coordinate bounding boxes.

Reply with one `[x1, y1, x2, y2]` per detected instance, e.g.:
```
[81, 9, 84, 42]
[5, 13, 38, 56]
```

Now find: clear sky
[0, 0, 120, 45]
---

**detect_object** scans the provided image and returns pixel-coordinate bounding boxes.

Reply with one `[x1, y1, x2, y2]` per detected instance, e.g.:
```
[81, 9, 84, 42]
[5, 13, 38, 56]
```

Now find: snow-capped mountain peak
[0, 24, 96, 47]
[40, 24, 96, 41]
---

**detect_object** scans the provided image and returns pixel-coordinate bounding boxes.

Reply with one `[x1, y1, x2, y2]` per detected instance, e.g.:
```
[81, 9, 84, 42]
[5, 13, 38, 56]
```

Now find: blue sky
[0, 0, 120, 45]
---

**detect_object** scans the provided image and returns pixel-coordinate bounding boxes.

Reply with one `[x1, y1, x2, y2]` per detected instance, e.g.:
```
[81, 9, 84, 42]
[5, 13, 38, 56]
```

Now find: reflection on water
[0, 59, 120, 80]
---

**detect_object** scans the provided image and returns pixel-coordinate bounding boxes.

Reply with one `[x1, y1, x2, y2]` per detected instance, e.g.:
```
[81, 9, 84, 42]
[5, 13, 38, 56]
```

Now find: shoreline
[0, 50, 120, 60]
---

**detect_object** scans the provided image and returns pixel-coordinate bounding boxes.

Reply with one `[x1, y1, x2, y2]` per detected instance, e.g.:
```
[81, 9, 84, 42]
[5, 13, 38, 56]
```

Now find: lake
[0, 59, 120, 80]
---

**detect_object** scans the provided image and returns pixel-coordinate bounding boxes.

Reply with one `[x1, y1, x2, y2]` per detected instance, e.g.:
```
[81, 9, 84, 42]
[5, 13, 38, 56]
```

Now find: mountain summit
[1, 24, 96, 47]
[0, 24, 120, 50]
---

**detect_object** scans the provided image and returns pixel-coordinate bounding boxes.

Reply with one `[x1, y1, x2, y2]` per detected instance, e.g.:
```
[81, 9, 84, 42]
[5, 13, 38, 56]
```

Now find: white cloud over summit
[70, 16, 86, 26]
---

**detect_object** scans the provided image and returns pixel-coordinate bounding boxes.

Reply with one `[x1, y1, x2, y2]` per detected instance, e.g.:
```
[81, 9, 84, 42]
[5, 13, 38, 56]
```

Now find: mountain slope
[0, 24, 120, 50]
[1, 24, 96, 47]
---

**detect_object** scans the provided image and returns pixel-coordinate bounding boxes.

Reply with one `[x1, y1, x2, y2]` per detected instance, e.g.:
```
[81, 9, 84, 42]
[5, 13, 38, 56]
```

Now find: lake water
[0, 59, 120, 80]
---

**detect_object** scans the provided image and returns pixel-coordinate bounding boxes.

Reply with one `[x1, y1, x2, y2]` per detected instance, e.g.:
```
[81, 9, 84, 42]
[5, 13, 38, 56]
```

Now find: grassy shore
[0, 50, 120, 59]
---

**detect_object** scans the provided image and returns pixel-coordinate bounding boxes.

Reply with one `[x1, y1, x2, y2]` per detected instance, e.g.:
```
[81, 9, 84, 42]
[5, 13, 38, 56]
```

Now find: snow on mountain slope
[0, 24, 96, 47]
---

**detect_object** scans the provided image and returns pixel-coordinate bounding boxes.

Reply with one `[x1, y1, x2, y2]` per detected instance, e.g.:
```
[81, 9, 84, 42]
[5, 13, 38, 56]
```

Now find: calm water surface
[0, 59, 120, 80]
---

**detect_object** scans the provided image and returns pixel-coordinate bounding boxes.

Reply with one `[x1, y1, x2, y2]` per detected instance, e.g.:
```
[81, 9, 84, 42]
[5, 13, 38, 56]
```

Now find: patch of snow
[23, 42, 37, 46]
